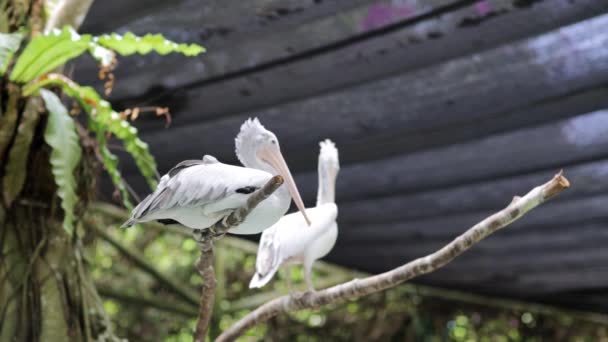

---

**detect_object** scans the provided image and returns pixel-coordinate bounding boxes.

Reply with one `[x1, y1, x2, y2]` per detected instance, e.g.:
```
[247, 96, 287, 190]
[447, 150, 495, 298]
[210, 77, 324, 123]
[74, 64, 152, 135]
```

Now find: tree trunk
[0, 1, 114, 341]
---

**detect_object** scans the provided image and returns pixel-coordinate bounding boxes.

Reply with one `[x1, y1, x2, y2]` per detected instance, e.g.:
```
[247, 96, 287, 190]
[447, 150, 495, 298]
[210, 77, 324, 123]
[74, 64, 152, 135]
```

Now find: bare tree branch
[193, 175, 284, 342]
[217, 171, 570, 342]
[96, 285, 198, 317]
[194, 240, 215, 342]
[90, 224, 200, 306]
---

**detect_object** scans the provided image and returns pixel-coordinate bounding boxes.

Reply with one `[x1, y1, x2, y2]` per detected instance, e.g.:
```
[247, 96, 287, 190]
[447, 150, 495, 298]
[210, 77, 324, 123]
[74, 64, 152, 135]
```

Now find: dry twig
[217, 171, 570, 341]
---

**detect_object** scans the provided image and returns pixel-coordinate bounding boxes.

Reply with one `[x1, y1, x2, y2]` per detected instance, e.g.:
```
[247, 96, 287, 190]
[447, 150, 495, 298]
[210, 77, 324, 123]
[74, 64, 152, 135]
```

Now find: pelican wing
[124, 155, 269, 227]
[250, 226, 281, 288]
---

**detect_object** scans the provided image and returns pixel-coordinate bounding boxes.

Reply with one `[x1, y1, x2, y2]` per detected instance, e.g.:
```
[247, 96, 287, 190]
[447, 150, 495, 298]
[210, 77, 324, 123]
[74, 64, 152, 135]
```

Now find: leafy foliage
[40, 89, 82, 234]
[10, 27, 91, 83]
[8, 27, 201, 206]
[0, 32, 23, 75]
[25, 74, 159, 205]
[87, 208, 608, 342]
[97, 32, 205, 56]
[9, 26, 204, 83]
[2, 97, 41, 206]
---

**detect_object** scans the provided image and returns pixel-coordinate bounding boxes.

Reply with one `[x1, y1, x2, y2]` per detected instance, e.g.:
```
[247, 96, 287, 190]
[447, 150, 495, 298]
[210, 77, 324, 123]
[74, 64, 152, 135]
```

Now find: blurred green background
[88, 203, 608, 342]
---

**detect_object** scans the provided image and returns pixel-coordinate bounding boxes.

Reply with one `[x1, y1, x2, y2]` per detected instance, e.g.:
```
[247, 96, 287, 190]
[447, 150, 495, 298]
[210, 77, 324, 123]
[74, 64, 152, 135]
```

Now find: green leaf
[25, 74, 158, 206]
[10, 27, 91, 83]
[89, 118, 133, 210]
[0, 32, 23, 75]
[93, 101, 158, 190]
[3, 97, 42, 206]
[0, 86, 20, 162]
[40, 89, 82, 235]
[9, 26, 203, 83]
[97, 32, 205, 56]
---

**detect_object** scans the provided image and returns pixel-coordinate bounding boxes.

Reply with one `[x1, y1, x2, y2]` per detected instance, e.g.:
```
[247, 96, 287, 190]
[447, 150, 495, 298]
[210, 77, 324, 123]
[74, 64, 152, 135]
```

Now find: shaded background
[76, 0, 608, 313]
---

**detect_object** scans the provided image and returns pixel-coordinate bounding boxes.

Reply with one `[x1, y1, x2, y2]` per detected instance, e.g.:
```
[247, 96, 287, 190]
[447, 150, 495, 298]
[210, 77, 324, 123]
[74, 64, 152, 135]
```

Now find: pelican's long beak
[258, 147, 312, 226]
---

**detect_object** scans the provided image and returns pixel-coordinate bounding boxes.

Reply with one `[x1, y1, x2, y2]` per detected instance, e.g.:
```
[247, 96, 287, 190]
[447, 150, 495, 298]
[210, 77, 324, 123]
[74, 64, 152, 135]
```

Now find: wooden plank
[118, 98, 608, 206]
[331, 246, 608, 288]
[337, 159, 608, 225]
[117, 13, 608, 184]
[283, 108, 608, 205]
[343, 221, 608, 275]
[340, 194, 608, 244]
[79, 0, 468, 96]
[426, 264, 608, 295]
[101, 0, 606, 108]
[529, 294, 608, 313]
[80, 0, 168, 34]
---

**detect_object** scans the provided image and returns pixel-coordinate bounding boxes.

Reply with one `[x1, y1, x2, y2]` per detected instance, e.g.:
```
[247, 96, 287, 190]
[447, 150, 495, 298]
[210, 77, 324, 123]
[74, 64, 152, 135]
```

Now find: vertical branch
[193, 240, 216, 342]
[192, 175, 284, 341]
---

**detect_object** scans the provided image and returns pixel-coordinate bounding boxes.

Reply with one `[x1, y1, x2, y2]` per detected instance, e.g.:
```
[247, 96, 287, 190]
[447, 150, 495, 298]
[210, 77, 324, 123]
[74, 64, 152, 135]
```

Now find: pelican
[122, 118, 310, 235]
[249, 139, 339, 291]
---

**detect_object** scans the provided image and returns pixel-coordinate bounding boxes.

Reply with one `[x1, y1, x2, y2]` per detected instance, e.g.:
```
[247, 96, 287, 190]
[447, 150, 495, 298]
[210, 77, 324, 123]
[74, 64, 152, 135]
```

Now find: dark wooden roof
[77, 0, 608, 311]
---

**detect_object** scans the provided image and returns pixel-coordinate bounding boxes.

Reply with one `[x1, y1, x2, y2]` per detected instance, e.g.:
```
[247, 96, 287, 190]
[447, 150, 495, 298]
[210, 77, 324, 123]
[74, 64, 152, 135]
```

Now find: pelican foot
[192, 229, 212, 243]
[290, 290, 316, 305]
[289, 289, 305, 299]
[221, 208, 245, 228]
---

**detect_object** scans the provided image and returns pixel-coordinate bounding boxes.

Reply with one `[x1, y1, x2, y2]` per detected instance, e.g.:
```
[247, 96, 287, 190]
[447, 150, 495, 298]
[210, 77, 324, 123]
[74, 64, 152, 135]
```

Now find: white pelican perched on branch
[122, 118, 310, 235]
[250, 139, 339, 291]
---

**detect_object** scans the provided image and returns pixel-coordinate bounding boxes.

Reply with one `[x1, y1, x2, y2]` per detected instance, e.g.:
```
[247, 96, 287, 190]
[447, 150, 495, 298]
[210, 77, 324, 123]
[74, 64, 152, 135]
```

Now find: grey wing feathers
[121, 155, 223, 227]
[167, 155, 217, 178]
[168, 160, 204, 177]
[121, 192, 155, 228]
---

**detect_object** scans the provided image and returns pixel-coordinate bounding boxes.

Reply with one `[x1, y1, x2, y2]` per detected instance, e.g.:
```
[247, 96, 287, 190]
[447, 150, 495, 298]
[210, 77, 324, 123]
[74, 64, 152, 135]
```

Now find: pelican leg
[191, 229, 211, 243]
[284, 267, 305, 299]
[304, 263, 315, 293]
[284, 267, 295, 294]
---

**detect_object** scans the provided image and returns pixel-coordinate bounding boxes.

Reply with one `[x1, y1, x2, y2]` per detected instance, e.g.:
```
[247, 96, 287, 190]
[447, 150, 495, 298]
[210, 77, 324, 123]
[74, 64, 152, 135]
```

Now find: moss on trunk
[0, 1, 117, 341]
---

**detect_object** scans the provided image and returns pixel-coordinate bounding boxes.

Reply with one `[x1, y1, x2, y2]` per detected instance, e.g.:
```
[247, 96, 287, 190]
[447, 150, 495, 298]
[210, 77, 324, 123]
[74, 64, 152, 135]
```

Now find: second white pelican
[250, 139, 340, 291]
[122, 118, 310, 235]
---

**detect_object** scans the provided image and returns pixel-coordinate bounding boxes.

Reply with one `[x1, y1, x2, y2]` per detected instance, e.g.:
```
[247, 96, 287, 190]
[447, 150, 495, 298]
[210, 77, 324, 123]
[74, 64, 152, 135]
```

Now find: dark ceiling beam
[80, 0, 171, 34]
[118, 101, 608, 207]
[77, 0, 473, 97]
[293, 109, 608, 204]
[332, 245, 608, 289]
[344, 220, 608, 261]
[337, 158, 608, 225]
[102, 0, 606, 112]
[339, 194, 608, 243]
[117, 13, 608, 183]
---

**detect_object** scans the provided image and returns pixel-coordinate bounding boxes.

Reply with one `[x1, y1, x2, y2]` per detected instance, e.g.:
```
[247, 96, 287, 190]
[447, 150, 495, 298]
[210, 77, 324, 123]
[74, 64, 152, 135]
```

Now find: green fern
[97, 32, 205, 56]
[10, 26, 204, 83]
[40, 89, 82, 235]
[88, 115, 133, 210]
[13, 26, 202, 212]
[10, 27, 91, 82]
[25, 74, 158, 199]
[94, 101, 158, 189]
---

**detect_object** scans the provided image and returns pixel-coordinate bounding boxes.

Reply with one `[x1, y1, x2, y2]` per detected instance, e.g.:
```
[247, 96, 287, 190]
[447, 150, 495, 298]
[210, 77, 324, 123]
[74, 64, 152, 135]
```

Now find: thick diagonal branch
[217, 171, 570, 342]
[193, 175, 284, 342]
